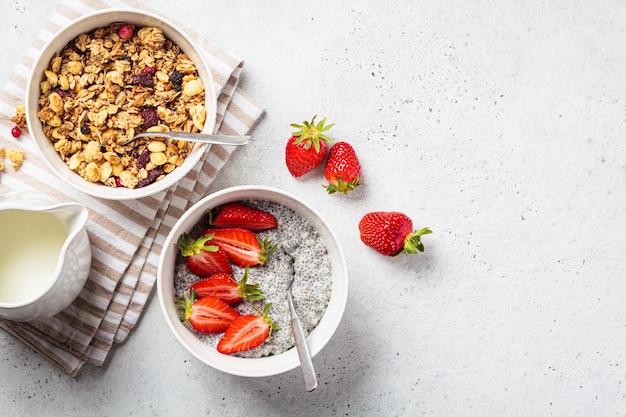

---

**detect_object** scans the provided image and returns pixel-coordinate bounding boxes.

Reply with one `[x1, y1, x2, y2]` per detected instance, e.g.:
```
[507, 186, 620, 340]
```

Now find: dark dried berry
[54, 87, 72, 98]
[136, 148, 151, 169]
[80, 125, 90, 135]
[131, 72, 153, 87]
[140, 108, 159, 130]
[169, 70, 183, 85]
[136, 167, 165, 188]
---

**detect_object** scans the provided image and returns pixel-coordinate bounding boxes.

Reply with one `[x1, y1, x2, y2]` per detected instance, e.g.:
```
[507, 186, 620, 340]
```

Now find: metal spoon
[122, 132, 250, 146]
[287, 276, 318, 392]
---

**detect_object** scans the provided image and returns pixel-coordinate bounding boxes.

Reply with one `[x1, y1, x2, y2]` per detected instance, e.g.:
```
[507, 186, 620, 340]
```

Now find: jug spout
[50, 203, 89, 236]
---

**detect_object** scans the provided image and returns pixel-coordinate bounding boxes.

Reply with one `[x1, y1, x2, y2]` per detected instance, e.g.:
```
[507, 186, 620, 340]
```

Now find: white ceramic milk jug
[0, 192, 91, 321]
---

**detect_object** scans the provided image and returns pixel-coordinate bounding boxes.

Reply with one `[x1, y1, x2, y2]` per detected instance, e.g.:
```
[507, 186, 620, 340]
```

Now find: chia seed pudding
[174, 200, 333, 357]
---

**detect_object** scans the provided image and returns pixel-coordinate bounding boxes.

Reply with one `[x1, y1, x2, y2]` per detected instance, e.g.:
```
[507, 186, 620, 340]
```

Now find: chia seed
[174, 200, 333, 358]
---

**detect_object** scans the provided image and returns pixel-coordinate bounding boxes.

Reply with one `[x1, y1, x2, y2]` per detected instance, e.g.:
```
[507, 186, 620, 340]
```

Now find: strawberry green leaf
[290, 115, 334, 152]
[176, 290, 197, 323]
[257, 236, 278, 265]
[402, 227, 433, 254]
[178, 233, 219, 257]
[238, 267, 266, 301]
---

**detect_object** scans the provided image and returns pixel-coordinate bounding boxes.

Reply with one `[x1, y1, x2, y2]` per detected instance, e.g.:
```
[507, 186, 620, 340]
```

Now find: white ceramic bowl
[25, 9, 216, 200]
[157, 185, 348, 377]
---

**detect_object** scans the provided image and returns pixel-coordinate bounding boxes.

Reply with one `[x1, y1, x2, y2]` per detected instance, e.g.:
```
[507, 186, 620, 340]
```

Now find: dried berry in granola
[170, 70, 183, 91]
[135, 148, 151, 169]
[136, 167, 165, 188]
[131, 72, 154, 88]
[140, 108, 159, 130]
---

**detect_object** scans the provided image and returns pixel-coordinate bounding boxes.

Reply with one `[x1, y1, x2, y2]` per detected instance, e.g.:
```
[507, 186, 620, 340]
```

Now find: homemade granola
[0, 147, 24, 171]
[36, 23, 206, 188]
[11, 105, 27, 129]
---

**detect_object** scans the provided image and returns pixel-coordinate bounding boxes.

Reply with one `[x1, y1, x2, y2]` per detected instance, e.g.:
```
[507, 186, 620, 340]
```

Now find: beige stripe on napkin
[0, 0, 264, 376]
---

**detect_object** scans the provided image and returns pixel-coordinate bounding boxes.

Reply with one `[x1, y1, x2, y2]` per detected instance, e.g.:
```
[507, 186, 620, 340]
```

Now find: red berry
[132, 72, 154, 88]
[285, 116, 334, 177]
[324, 141, 362, 194]
[209, 202, 278, 232]
[140, 108, 159, 130]
[358, 211, 432, 256]
[119, 25, 133, 39]
[11, 126, 21, 138]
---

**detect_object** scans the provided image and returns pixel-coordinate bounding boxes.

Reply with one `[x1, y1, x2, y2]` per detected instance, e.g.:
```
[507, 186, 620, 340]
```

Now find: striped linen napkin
[0, 0, 264, 376]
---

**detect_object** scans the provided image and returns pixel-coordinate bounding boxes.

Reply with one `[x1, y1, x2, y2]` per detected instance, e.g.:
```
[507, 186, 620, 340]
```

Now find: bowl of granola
[157, 185, 349, 377]
[25, 9, 216, 199]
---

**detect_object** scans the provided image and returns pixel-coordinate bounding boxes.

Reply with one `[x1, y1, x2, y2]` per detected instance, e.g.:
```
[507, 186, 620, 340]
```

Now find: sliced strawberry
[176, 293, 240, 334]
[217, 303, 280, 354]
[209, 202, 278, 232]
[177, 232, 232, 277]
[190, 268, 265, 305]
[285, 115, 334, 177]
[202, 228, 277, 267]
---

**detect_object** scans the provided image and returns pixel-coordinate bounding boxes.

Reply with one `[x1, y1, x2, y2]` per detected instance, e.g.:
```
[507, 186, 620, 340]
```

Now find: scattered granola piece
[11, 105, 27, 129]
[7, 149, 25, 170]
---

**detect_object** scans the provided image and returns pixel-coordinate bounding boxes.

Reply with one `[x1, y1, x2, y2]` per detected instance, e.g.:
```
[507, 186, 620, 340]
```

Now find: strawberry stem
[251, 302, 281, 337]
[403, 227, 433, 254]
[238, 267, 266, 301]
[290, 115, 334, 152]
[324, 175, 361, 194]
[257, 236, 278, 265]
[178, 233, 219, 257]
[175, 290, 197, 323]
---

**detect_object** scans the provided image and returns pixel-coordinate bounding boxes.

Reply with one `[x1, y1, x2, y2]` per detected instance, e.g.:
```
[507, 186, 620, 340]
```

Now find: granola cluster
[11, 105, 27, 129]
[0, 147, 25, 171]
[36, 23, 207, 189]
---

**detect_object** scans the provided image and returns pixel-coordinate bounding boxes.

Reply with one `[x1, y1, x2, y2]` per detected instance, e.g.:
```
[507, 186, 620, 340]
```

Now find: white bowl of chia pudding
[157, 185, 348, 377]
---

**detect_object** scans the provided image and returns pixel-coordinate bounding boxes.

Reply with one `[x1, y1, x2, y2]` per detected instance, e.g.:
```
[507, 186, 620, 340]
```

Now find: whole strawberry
[358, 211, 432, 256]
[324, 141, 361, 194]
[285, 116, 334, 177]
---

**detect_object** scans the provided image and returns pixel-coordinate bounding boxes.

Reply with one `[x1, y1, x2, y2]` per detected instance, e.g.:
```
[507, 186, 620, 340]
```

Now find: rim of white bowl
[157, 185, 349, 377]
[25, 8, 217, 200]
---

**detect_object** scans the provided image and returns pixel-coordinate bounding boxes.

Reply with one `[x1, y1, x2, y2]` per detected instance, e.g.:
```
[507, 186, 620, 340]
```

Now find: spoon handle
[131, 132, 250, 146]
[290, 315, 318, 391]
[287, 290, 317, 391]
